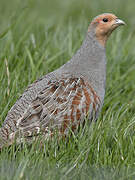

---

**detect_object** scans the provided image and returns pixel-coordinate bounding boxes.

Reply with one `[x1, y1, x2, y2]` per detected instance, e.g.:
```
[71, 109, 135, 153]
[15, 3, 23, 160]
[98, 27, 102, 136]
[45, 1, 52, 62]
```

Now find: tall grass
[0, 0, 135, 179]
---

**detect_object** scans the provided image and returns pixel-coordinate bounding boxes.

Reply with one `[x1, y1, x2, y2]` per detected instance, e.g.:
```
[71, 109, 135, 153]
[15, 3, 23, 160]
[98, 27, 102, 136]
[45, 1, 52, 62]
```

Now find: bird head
[88, 13, 126, 47]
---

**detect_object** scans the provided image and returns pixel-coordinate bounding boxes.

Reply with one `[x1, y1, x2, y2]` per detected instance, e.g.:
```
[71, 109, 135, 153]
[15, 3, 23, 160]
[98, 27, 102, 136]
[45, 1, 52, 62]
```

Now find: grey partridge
[0, 13, 125, 148]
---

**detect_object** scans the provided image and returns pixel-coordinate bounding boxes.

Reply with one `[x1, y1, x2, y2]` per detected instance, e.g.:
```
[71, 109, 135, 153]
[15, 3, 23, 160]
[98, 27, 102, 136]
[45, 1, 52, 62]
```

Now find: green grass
[0, 0, 135, 179]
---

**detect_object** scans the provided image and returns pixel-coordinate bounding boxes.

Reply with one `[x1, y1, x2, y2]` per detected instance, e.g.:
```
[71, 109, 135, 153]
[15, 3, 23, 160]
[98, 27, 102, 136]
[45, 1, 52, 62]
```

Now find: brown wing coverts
[0, 77, 101, 145]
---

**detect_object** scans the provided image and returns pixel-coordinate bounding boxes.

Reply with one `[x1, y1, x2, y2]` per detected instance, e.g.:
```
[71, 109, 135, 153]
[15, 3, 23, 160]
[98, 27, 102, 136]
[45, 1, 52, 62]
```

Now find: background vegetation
[0, 0, 135, 179]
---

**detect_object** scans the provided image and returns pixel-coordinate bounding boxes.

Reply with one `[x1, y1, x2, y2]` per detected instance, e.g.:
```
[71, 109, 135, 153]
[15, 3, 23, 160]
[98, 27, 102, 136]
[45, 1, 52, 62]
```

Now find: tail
[0, 128, 6, 149]
[0, 127, 15, 149]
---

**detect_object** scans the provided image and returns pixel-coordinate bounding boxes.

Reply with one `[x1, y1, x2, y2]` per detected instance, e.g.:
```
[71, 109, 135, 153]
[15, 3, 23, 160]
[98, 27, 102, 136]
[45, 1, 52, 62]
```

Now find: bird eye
[103, 18, 108, 22]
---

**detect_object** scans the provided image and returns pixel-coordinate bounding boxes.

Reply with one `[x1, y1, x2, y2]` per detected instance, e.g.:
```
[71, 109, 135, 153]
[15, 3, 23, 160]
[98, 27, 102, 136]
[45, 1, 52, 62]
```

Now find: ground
[0, 0, 135, 179]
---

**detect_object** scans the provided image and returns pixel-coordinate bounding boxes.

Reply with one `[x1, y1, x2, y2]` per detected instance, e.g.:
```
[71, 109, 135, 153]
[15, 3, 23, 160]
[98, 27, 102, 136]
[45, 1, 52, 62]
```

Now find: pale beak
[115, 18, 126, 26]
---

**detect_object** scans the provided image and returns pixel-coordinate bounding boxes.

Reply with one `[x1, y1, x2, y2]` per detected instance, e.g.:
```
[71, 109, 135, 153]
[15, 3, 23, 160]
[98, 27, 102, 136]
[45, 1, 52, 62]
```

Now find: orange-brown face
[88, 13, 125, 46]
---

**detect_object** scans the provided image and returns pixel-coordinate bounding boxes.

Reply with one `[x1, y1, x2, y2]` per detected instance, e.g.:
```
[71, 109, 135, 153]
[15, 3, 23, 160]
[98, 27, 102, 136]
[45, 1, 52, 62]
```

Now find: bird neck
[88, 24, 108, 47]
[58, 31, 106, 101]
[63, 31, 106, 75]
[78, 31, 106, 66]
[70, 32, 106, 101]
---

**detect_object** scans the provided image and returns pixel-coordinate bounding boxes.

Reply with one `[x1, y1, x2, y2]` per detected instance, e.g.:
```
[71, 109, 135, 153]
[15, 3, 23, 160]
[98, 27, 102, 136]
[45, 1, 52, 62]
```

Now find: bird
[0, 13, 125, 148]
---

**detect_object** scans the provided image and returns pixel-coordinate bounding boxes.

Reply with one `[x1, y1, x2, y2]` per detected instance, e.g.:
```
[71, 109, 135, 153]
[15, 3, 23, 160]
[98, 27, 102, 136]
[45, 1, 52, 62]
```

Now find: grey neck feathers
[57, 31, 106, 101]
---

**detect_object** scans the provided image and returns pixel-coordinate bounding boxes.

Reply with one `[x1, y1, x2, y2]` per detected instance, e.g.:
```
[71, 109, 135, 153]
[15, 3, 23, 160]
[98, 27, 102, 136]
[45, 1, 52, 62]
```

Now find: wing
[0, 75, 101, 146]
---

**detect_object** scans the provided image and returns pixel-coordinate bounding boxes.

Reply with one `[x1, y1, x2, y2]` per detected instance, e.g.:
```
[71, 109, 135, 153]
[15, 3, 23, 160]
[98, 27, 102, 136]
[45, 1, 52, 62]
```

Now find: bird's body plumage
[0, 13, 125, 148]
